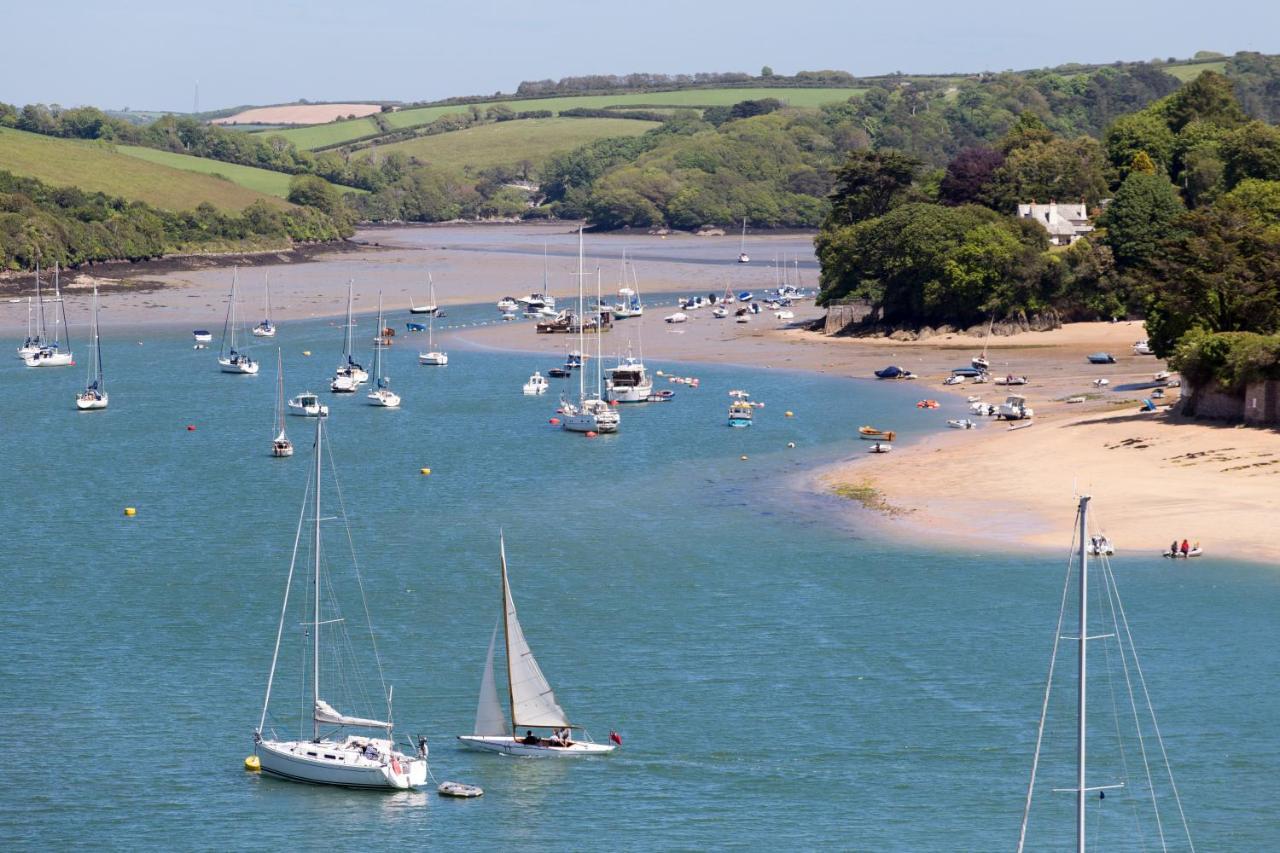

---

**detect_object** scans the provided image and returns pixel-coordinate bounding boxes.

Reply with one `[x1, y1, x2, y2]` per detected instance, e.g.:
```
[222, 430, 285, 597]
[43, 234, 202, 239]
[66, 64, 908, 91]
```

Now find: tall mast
[312, 417, 323, 741]
[275, 349, 285, 434]
[342, 281, 354, 361]
[89, 286, 101, 389]
[1077, 495, 1090, 853]
[35, 261, 46, 341]
[264, 273, 272, 324]
[595, 269, 604, 397]
[542, 243, 549, 300]
[500, 533, 516, 734]
[577, 226, 585, 403]
[373, 292, 384, 384]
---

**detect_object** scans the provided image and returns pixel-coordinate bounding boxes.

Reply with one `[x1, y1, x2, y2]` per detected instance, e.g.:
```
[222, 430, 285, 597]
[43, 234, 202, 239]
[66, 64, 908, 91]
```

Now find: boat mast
[264, 273, 272, 325]
[500, 534, 517, 735]
[36, 261, 46, 343]
[1077, 494, 1090, 853]
[373, 292, 384, 385]
[312, 417, 323, 741]
[577, 226, 585, 404]
[342, 281, 354, 362]
[542, 243, 549, 302]
[89, 286, 102, 390]
[595, 269, 604, 398]
[740, 218, 746, 253]
[275, 349, 286, 436]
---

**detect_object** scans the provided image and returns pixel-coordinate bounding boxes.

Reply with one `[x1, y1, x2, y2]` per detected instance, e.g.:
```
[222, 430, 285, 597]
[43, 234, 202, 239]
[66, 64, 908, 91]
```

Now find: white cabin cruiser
[523, 372, 549, 395]
[288, 392, 329, 418]
[995, 394, 1034, 420]
[605, 355, 653, 403]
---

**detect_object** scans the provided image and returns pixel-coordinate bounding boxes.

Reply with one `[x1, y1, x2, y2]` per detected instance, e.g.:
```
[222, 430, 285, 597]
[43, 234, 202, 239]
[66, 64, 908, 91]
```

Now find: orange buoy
[586, 431, 598, 438]
[549, 417, 560, 425]
[186, 424, 196, 431]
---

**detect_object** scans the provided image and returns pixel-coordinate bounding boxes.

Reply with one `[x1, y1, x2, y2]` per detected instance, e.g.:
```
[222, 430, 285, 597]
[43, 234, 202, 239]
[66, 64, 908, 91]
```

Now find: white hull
[419, 352, 448, 365]
[75, 393, 109, 411]
[608, 381, 654, 403]
[253, 324, 276, 337]
[257, 738, 427, 789]
[16, 344, 41, 359]
[272, 440, 294, 457]
[330, 374, 359, 393]
[287, 398, 329, 417]
[457, 736, 615, 758]
[24, 350, 73, 367]
[367, 389, 401, 408]
[219, 357, 260, 374]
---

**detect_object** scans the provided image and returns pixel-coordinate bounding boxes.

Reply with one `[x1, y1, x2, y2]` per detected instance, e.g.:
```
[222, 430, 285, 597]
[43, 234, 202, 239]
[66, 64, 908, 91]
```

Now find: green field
[272, 87, 863, 150]
[1162, 60, 1227, 81]
[0, 127, 288, 212]
[117, 145, 361, 197]
[354, 117, 659, 171]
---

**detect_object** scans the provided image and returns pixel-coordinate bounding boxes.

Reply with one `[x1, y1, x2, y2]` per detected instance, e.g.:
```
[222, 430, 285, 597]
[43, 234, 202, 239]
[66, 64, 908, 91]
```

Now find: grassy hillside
[1163, 59, 1228, 81]
[116, 145, 362, 197]
[354, 117, 659, 171]
[272, 87, 863, 150]
[0, 127, 288, 212]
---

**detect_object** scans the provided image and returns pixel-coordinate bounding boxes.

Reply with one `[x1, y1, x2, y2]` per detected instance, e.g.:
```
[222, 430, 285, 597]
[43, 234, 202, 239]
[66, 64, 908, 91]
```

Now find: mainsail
[473, 620, 507, 735]
[314, 698, 390, 729]
[501, 538, 570, 728]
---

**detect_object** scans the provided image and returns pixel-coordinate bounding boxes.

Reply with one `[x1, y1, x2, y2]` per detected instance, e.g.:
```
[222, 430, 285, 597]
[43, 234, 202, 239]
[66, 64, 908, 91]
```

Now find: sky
[3, 0, 1278, 112]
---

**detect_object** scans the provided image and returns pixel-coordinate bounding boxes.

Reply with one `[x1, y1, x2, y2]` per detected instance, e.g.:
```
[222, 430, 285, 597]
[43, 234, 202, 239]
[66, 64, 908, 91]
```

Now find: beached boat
[972, 316, 994, 371]
[24, 264, 74, 368]
[1087, 352, 1116, 364]
[946, 418, 975, 429]
[409, 273, 439, 315]
[252, 417, 429, 789]
[287, 391, 328, 418]
[995, 394, 1034, 420]
[366, 294, 400, 408]
[1015, 496, 1193, 853]
[271, 350, 293, 457]
[867, 442, 892, 453]
[523, 372, 549, 395]
[665, 311, 687, 324]
[874, 365, 915, 380]
[457, 535, 617, 758]
[1163, 545, 1203, 558]
[737, 218, 750, 263]
[75, 286, 108, 410]
[216, 269, 258, 375]
[1133, 339, 1154, 356]
[775, 310, 795, 321]
[728, 401, 754, 427]
[252, 274, 276, 337]
[994, 374, 1028, 386]
[330, 281, 366, 391]
[858, 426, 896, 441]
[713, 306, 729, 319]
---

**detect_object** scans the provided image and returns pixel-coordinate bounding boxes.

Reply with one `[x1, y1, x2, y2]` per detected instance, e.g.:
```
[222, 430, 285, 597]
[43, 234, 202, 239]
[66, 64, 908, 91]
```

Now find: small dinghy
[1163, 547, 1203, 558]
[438, 781, 484, 798]
[947, 418, 975, 429]
[406, 322, 426, 332]
[994, 374, 1028, 386]
[859, 426, 896, 442]
[868, 442, 893, 453]
[1088, 352, 1116, 364]
[646, 390, 675, 402]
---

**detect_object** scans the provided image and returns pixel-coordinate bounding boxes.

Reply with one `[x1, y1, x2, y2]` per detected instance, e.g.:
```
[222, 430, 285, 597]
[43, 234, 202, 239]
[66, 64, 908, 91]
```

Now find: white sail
[502, 539, 570, 728]
[314, 698, 390, 729]
[473, 620, 506, 736]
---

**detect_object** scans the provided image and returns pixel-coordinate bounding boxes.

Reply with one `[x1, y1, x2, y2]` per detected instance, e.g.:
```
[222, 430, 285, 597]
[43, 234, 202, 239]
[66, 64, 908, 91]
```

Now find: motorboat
[995, 394, 1034, 420]
[288, 392, 329, 418]
[523, 372, 549, 395]
[270, 350, 293, 457]
[548, 367, 571, 378]
[406, 322, 426, 332]
[728, 401, 754, 427]
[858, 426, 896, 441]
[665, 312, 688, 324]
[253, 417, 429, 790]
[217, 269, 258, 375]
[1087, 535, 1115, 556]
[193, 329, 213, 343]
[1087, 352, 1116, 364]
[947, 419, 976, 429]
[252, 274, 276, 337]
[366, 293, 401, 408]
[713, 306, 728, 319]
[738, 291, 753, 302]
[457, 536, 618, 758]
[605, 352, 653, 403]
[496, 296, 519, 312]
[994, 374, 1028, 385]
[1133, 340, 1154, 356]
[75, 286, 108, 410]
[943, 375, 966, 386]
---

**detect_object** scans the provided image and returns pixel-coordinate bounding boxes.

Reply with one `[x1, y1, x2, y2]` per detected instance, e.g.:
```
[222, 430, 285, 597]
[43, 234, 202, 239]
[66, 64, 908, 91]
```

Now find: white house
[1016, 200, 1093, 246]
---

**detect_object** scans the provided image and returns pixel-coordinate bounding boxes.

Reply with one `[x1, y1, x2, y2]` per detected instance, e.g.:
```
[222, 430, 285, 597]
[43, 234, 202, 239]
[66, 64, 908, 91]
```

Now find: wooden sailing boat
[1016, 496, 1193, 852]
[253, 416, 428, 789]
[75, 285, 108, 410]
[271, 349, 293, 456]
[457, 534, 617, 757]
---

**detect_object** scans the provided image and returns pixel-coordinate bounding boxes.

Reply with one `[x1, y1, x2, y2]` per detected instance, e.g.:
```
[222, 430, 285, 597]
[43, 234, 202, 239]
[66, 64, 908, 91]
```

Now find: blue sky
[3, 0, 1277, 111]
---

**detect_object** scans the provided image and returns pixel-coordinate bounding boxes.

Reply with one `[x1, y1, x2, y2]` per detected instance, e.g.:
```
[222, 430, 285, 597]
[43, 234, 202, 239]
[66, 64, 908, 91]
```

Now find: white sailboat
[17, 263, 45, 359]
[24, 264, 74, 368]
[417, 280, 448, 365]
[366, 293, 400, 408]
[75, 286, 108, 410]
[253, 417, 428, 789]
[737, 217, 750, 263]
[217, 269, 259, 374]
[1016, 496, 1194, 852]
[972, 316, 994, 372]
[409, 273, 438, 315]
[271, 350, 293, 456]
[330, 281, 366, 392]
[612, 250, 644, 319]
[457, 535, 618, 757]
[561, 232, 619, 434]
[252, 274, 276, 337]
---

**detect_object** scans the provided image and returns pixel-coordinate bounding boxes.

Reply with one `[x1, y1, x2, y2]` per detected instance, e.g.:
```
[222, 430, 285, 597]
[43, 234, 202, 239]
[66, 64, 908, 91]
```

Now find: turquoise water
[1, 303, 1277, 850]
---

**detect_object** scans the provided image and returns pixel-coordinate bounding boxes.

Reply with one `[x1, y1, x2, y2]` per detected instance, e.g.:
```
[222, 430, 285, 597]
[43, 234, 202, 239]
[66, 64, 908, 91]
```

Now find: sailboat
[561, 231, 619, 434]
[972, 316, 994, 372]
[409, 272, 439, 315]
[417, 278, 448, 365]
[1016, 496, 1194, 852]
[17, 263, 45, 359]
[24, 264, 74, 367]
[75, 286, 108, 410]
[271, 350, 293, 456]
[253, 417, 429, 789]
[252, 274, 276, 337]
[366, 293, 401, 408]
[737, 218, 750, 263]
[217, 269, 259, 374]
[457, 535, 618, 757]
[330, 281, 367, 392]
[612, 250, 644, 319]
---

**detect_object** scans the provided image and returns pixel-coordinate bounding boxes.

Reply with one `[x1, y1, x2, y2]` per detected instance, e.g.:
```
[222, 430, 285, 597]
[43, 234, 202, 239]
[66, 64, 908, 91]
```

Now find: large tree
[1101, 171, 1186, 268]
[938, 146, 1005, 207]
[824, 149, 921, 227]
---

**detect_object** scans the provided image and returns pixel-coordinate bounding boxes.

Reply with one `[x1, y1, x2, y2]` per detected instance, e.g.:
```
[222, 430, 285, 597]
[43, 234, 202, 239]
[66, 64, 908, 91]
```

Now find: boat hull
[562, 412, 619, 433]
[419, 353, 448, 366]
[24, 351, 74, 367]
[607, 382, 654, 403]
[75, 393, 109, 411]
[218, 358, 259, 374]
[257, 739, 426, 789]
[456, 736, 615, 758]
[367, 390, 401, 408]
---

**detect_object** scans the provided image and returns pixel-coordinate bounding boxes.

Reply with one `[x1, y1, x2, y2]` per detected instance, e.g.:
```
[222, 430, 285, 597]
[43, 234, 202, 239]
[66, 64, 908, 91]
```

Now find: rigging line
[325, 435, 391, 719]
[1095, 551, 1149, 851]
[1100, 555, 1168, 852]
[1017, 507, 1083, 853]
[1104, 557, 1196, 852]
[259, 445, 313, 735]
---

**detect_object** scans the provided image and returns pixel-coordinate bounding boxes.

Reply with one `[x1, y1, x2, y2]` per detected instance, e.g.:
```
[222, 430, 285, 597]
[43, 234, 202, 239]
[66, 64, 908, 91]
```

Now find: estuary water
[0, 298, 1277, 850]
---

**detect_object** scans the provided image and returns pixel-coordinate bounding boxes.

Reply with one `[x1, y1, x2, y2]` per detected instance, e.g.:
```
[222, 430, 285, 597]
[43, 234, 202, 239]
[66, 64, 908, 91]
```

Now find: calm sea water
[0, 298, 1276, 851]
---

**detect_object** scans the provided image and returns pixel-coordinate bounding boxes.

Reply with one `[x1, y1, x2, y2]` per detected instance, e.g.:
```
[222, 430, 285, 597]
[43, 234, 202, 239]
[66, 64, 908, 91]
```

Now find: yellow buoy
[785, 411, 794, 418]
[244, 755, 261, 772]
[420, 468, 431, 475]
[124, 507, 137, 517]
[740, 455, 749, 461]
[302, 350, 311, 356]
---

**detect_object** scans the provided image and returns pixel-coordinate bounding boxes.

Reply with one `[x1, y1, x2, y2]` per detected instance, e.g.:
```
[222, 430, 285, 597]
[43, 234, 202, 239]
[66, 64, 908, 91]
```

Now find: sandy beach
[8, 223, 1277, 564]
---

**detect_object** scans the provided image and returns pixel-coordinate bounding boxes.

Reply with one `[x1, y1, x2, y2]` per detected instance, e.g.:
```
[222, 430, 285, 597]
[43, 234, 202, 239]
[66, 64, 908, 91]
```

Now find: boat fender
[391, 757, 402, 775]
[244, 755, 261, 772]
